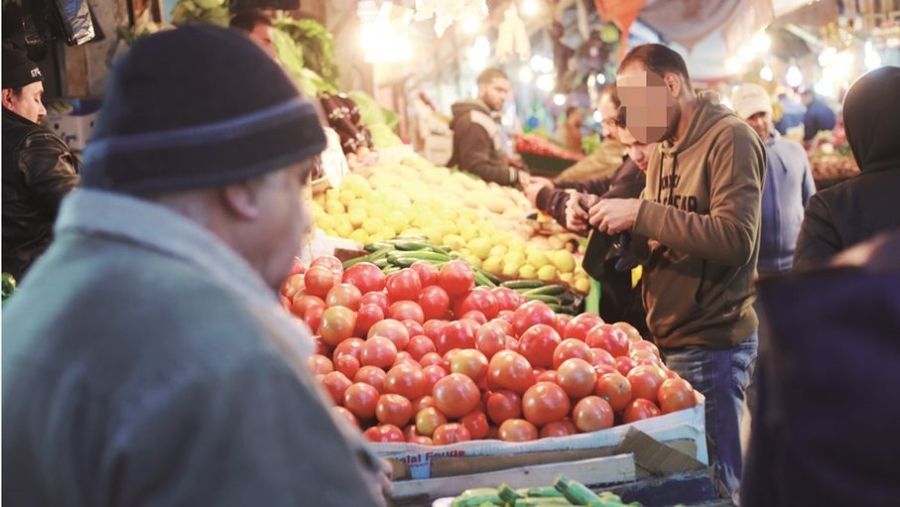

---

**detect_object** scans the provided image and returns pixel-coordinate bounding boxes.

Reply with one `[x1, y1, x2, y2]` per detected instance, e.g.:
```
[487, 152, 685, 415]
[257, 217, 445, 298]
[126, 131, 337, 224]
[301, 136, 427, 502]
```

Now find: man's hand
[588, 198, 642, 234]
[524, 177, 554, 207]
[565, 193, 600, 233]
[508, 153, 525, 169]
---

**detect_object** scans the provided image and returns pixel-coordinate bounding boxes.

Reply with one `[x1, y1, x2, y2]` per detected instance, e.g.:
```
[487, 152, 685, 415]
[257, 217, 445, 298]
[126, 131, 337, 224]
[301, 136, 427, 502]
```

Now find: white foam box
[373, 394, 707, 481]
[42, 97, 101, 151]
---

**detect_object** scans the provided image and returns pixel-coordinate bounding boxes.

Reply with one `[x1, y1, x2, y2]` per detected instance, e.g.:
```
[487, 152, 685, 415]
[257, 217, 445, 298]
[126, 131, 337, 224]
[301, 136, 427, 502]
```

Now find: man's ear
[2, 89, 15, 110]
[663, 72, 683, 98]
[219, 180, 262, 220]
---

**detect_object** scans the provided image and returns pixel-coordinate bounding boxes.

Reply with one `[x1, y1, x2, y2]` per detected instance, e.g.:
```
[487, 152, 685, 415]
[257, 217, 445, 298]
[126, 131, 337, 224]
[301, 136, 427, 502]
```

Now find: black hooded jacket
[2, 107, 80, 280]
[793, 66, 900, 271]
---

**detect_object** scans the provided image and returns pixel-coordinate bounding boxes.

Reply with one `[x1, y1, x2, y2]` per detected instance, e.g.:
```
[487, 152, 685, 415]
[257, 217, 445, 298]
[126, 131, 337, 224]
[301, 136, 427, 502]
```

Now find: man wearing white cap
[731, 84, 815, 277]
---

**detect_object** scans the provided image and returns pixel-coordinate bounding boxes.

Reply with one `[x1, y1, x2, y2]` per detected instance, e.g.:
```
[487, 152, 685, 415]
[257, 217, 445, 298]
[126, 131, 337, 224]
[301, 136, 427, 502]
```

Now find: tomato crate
[372, 393, 706, 482]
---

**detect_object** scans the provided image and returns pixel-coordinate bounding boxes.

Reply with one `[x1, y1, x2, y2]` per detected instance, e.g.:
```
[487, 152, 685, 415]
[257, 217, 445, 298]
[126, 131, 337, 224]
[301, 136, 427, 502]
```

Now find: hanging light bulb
[725, 57, 743, 74]
[752, 32, 771, 53]
[519, 67, 534, 83]
[552, 93, 566, 106]
[760, 65, 774, 82]
[521, 0, 540, 17]
[786, 65, 803, 88]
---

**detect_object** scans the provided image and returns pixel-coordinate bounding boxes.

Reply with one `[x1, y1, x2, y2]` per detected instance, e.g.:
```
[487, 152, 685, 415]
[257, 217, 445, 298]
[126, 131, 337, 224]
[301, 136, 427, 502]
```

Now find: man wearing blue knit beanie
[2, 25, 388, 506]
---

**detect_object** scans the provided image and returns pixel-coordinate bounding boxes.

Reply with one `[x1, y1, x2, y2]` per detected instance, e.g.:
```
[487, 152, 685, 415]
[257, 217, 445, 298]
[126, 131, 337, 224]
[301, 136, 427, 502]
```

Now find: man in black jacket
[2, 46, 80, 280]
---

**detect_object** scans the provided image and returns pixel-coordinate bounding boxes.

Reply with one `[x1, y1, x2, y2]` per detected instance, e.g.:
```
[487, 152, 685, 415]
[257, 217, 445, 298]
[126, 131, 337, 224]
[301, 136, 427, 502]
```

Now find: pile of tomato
[281, 255, 698, 446]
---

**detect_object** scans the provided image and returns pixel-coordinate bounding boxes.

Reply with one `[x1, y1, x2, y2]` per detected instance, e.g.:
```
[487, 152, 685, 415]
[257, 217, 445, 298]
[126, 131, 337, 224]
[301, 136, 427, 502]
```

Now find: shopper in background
[731, 84, 815, 277]
[773, 92, 805, 135]
[2, 46, 80, 281]
[230, 9, 278, 61]
[554, 84, 625, 183]
[2, 26, 387, 507]
[794, 66, 900, 271]
[449, 67, 524, 186]
[589, 43, 765, 504]
[800, 89, 836, 147]
[563, 106, 585, 154]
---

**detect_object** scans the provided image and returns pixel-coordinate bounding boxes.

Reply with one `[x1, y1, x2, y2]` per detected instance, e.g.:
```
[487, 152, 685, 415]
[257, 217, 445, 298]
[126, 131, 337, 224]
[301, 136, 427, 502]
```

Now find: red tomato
[518, 324, 562, 369]
[585, 324, 630, 357]
[535, 369, 558, 384]
[363, 424, 405, 443]
[308, 354, 334, 375]
[485, 390, 522, 425]
[627, 365, 668, 403]
[460, 411, 490, 440]
[367, 319, 410, 352]
[553, 339, 594, 370]
[475, 322, 507, 359]
[303, 306, 325, 332]
[402, 319, 425, 339]
[332, 406, 359, 429]
[422, 319, 446, 342]
[438, 260, 475, 297]
[629, 339, 660, 358]
[335, 354, 360, 379]
[433, 423, 472, 445]
[281, 273, 306, 300]
[409, 261, 439, 287]
[498, 419, 538, 442]
[454, 289, 500, 320]
[289, 256, 306, 276]
[540, 418, 578, 438]
[562, 313, 605, 341]
[496, 309, 516, 323]
[343, 382, 379, 420]
[333, 337, 365, 362]
[384, 363, 427, 400]
[595, 372, 633, 411]
[459, 311, 487, 325]
[392, 351, 419, 369]
[325, 283, 363, 310]
[522, 382, 571, 427]
[491, 287, 521, 312]
[376, 393, 414, 427]
[436, 321, 477, 355]
[554, 314, 572, 336]
[419, 352, 445, 368]
[490, 318, 513, 336]
[556, 358, 599, 399]
[630, 349, 664, 367]
[360, 336, 398, 369]
[412, 395, 436, 413]
[657, 378, 698, 414]
[615, 356, 636, 376]
[622, 398, 662, 423]
[487, 350, 534, 394]
[418, 286, 450, 320]
[407, 335, 437, 361]
[320, 371, 352, 405]
[511, 300, 558, 337]
[432, 373, 481, 418]
[388, 301, 425, 323]
[386, 268, 422, 302]
[408, 435, 433, 445]
[415, 407, 448, 436]
[354, 365, 387, 393]
[421, 364, 448, 392]
[572, 396, 615, 433]
[450, 349, 489, 382]
[304, 265, 337, 298]
[310, 255, 343, 279]
[590, 348, 617, 370]
[354, 303, 385, 337]
[342, 262, 387, 295]
[291, 294, 326, 319]
[505, 336, 520, 353]
[613, 321, 643, 342]
[318, 306, 357, 347]
[360, 291, 390, 313]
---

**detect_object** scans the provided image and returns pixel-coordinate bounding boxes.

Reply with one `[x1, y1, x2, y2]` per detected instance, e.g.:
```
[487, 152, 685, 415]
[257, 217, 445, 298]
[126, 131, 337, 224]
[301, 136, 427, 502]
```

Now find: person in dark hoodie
[793, 66, 900, 271]
[2, 46, 80, 281]
[587, 44, 766, 504]
[448, 67, 523, 185]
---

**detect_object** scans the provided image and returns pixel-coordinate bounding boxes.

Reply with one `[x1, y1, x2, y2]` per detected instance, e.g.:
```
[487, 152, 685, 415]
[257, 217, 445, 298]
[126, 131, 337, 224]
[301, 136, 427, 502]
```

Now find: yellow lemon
[574, 277, 591, 294]
[482, 256, 503, 274]
[324, 200, 345, 215]
[526, 249, 550, 269]
[467, 237, 493, 260]
[443, 234, 467, 251]
[537, 265, 557, 282]
[518, 265, 537, 279]
[464, 255, 482, 268]
[552, 249, 577, 273]
[503, 251, 526, 267]
[362, 217, 387, 235]
[501, 263, 520, 277]
[348, 229, 369, 244]
[334, 218, 353, 238]
[489, 244, 508, 257]
[460, 225, 479, 242]
[347, 207, 367, 227]
[559, 272, 574, 284]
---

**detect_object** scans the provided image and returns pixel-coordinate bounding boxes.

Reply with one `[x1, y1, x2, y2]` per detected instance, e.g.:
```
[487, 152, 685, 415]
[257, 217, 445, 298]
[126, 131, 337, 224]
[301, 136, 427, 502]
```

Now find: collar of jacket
[54, 189, 314, 356]
[658, 90, 733, 156]
[2, 106, 38, 126]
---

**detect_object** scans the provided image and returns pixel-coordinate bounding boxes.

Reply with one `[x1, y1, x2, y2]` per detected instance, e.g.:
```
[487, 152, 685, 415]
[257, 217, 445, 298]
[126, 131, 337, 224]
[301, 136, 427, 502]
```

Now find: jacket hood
[659, 91, 734, 155]
[843, 66, 900, 174]
[450, 99, 492, 128]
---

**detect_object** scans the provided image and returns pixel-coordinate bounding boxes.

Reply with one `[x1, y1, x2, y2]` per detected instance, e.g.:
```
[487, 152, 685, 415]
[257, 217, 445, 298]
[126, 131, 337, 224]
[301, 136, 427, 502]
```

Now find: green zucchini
[523, 284, 568, 296]
[501, 279, 545, 290]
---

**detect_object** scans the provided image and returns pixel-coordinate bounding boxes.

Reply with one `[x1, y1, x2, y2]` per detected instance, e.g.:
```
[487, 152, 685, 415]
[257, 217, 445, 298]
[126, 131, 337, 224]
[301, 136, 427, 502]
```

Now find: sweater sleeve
[793, 194, 841, 271]
[634, 125, 766, 266]
[453, 116, 517, 185]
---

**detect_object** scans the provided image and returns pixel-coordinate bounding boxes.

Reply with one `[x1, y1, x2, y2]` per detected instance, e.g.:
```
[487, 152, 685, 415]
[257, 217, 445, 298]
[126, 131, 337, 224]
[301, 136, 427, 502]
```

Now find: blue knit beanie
[82, 24, 326, 195]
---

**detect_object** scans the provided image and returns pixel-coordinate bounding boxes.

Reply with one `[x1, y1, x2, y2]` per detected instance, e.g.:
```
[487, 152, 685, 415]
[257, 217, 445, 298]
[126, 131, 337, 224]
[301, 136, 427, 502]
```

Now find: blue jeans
[661, 331, 758, 505]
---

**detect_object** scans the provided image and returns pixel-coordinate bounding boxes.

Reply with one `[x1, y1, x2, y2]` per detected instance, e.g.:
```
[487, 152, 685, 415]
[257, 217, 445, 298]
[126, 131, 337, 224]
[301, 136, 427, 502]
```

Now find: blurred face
[745, 111, 771, 140]
[251, 158, 316, 289]
[249, 23, 278, 60]
[618, 126, 654, 171]
[479, 77, 511, 112]
[3, 81, 47, 123]
[597, 93, 619, 141]
[616, 66, 681, 144]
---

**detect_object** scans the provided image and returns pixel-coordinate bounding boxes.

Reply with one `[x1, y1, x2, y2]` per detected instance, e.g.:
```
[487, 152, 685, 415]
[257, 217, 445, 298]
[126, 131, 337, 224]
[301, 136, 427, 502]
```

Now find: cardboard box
[374, 394, 707, 481]
[42, 97, 101, 151]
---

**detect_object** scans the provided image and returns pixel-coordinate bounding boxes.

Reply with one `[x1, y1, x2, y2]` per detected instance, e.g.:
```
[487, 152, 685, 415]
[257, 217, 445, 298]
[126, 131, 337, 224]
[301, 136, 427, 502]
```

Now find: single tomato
[485, 389, 522, 425]
[325, 283, 363, 310]
[572, 396, 615, 433]
[438, 260, 475, 297]
[518, 324, 562, 369]
[433, 423, 472, 445]
[375, 393, 414, 427]
[409, 261, 439, 287]
[498, 419, 538, 442]
[595, 371, 633, 412]
[556, 358, 598, 399]
[342, 262, 386, 294]
[522, 382, 571, 427]
[343, 382, 379, 420]
[487, 350, 535, 394]
[553, 338, 594, 370]
[432, 373, 481, 418]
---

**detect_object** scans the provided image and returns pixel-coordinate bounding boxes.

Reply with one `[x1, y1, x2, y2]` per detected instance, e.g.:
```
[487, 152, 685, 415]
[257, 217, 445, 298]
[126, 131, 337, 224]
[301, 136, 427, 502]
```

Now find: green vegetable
[500, 279, 545, 290]
[554, 476, 604, 506]
[273, 18, 339, 90]
[451, 488, 504, 507]
[2, 272, 17, 301]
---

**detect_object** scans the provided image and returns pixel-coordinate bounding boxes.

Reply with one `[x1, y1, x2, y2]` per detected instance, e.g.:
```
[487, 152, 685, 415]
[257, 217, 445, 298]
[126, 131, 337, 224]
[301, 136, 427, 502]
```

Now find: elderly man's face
[616, 67, 680, 144]
[3, 81, 47, 124]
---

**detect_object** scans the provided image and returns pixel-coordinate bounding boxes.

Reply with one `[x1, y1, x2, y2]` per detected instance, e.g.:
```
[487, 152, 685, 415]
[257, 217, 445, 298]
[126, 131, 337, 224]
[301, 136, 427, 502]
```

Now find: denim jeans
[661, 331, 758, 505]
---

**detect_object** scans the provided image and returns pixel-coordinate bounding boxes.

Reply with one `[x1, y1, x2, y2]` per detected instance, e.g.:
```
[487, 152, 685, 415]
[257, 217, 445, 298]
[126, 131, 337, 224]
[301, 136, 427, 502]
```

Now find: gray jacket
[2, 189, 385, 507]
